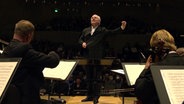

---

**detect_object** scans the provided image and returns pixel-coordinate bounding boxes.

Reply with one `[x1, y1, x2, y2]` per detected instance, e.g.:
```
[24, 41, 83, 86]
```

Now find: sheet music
[124, 64, 145, 86]
[0, 62, 17, 97]
[111, 69, 125, 75]
[161, 70, 184, 104]
[43, 60, 77, 80]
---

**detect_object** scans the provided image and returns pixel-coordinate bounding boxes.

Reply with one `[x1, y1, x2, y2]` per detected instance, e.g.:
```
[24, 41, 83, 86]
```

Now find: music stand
[0, 58, 21, 103]
[121, 63, 145, 86]
[43, 60, 78, 80]
[77, 58, 115, 66]
[42, 60, 78, 102]
[151, 65, 184, 104]
[117, 63, 145, 104]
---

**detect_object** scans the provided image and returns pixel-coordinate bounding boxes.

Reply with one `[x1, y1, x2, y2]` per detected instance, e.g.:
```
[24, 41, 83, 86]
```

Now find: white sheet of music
[111, 69, 125, 75]
[161, 70, 184, 104]
[43, 61, 77, 80]
[0, 62, 17, 97]
[124, 64, 145, 86]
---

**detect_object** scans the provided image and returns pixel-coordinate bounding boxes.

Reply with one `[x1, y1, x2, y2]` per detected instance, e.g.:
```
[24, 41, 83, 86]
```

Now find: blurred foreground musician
[134, 29, 184, 104]
[2, 20, 60, 104]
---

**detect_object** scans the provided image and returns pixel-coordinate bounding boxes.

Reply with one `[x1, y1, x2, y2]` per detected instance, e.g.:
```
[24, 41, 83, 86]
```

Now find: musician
[134, 29, 184, 104]
[2, 20, 60, 104]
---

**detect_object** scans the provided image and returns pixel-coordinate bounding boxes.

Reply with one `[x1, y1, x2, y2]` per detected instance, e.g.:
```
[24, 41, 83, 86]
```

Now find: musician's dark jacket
[135, 52, 184, 104]
[2, 39, 60, 104]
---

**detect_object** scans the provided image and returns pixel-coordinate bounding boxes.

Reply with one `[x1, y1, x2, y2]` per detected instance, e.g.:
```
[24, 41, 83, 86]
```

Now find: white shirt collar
[169, 51, 176, 54]
[91, 26, 97, 35]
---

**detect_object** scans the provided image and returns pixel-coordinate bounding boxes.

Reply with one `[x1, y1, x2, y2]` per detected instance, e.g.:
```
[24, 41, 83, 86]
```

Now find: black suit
[2, 39, 60, 104]
[134, 53, 184, 104]
[79, 26, 122, 59]
[79, 26, 123, 99]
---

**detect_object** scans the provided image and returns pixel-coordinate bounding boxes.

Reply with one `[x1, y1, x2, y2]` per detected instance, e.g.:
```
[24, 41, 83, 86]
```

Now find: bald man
[78, 14, 126, 104]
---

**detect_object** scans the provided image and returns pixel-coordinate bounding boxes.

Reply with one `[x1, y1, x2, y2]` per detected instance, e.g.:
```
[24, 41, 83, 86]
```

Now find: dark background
[0, 0, 184, 47]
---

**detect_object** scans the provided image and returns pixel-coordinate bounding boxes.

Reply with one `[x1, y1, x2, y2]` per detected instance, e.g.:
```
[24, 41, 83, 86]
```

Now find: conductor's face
[91, 14, 101, 27]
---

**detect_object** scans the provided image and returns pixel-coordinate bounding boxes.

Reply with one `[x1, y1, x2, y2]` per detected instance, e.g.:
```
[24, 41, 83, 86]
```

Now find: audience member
[71, 77, 86, 95]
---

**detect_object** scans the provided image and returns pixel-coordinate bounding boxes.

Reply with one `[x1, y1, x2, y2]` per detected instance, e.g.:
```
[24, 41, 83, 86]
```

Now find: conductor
[78, 14, 127, 104]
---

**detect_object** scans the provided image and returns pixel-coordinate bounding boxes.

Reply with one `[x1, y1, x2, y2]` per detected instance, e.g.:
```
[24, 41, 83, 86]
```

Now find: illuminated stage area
[41, 95, 137, 104]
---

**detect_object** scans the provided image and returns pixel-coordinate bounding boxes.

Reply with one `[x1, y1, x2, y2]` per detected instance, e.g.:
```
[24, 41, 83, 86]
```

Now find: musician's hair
[149, 29, 177, 61]
[14, 20, 35, 37]
[150, 29, 177, 51]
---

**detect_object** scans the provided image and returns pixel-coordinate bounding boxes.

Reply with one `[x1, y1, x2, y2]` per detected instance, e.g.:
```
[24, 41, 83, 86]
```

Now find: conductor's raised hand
[121, 21, 127, 30]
